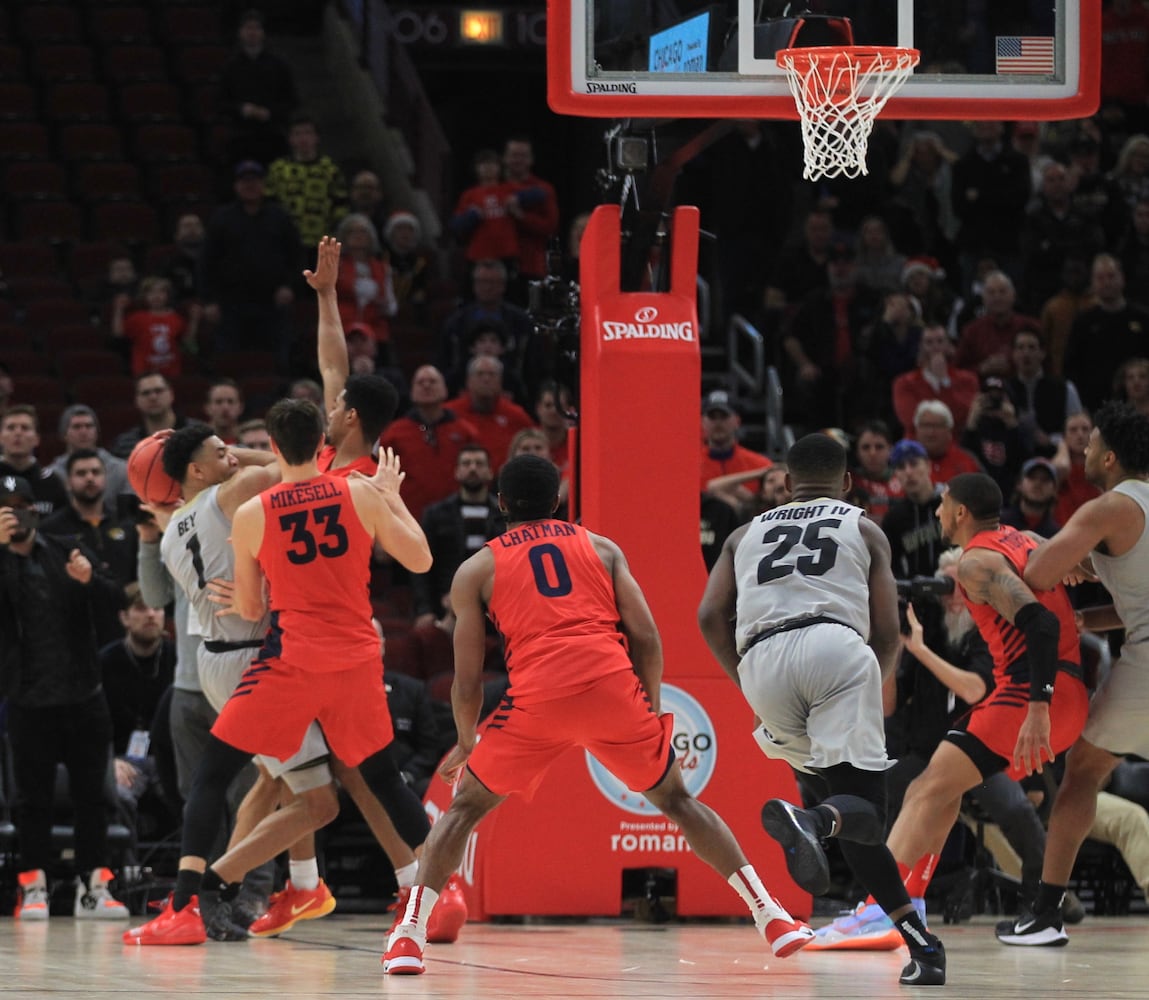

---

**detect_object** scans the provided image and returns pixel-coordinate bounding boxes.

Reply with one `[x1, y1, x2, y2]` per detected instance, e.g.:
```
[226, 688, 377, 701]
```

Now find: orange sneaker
[382, 928, 425, 975]
[15, 869, 48, 921]
[248, 880, 336, 938]
[426, 876, 467, 944]
[123, 895, 207, 946]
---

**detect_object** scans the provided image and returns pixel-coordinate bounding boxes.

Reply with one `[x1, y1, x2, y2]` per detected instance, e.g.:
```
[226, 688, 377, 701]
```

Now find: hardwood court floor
[3, 914, 1149, 999]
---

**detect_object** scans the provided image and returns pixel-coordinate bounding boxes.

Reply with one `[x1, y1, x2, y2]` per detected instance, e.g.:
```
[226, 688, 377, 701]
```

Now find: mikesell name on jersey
[269, 479, 342, 509]
[601, 320, 695, 342]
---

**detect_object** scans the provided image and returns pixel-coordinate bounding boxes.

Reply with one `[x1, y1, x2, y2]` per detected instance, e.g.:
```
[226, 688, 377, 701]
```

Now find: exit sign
[460, 9, 504, 43]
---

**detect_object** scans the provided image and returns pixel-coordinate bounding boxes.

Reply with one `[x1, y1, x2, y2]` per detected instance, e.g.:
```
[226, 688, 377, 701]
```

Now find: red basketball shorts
[211, 656, 395, 768]
[467, 670, 673, 800]
[959, 671, 1089, 780]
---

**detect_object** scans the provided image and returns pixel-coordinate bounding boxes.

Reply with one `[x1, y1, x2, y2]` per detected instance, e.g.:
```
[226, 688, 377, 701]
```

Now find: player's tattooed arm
[957, 548, 1036, 624]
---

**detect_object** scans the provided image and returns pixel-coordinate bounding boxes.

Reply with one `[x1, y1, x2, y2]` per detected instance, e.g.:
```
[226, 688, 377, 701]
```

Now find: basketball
[127, 436, 181, 506]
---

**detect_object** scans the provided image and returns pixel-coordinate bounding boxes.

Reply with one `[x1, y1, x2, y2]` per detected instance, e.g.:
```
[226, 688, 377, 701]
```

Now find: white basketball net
[777, 47, 920, 181]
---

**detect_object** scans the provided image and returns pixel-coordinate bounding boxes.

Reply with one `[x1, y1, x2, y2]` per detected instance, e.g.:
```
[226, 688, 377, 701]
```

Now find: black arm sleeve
[1015, 601, 1060, 703]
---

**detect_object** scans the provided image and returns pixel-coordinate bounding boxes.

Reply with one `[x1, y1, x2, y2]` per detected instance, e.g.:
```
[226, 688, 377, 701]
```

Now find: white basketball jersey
[733, 497, 872, 654]
[160, 484, 269, 644]
[1092, 479, 1149, 647]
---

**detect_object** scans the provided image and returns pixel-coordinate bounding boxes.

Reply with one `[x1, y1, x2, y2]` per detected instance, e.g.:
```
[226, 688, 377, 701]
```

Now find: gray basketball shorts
[197, 645, 332, 793]
[737, 622, 892, 774]
[1083, 642, 1149, 758]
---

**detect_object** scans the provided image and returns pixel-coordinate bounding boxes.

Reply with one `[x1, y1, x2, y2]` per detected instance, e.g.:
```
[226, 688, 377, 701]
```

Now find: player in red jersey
[829, 471, 1089, 947]
[382, 454, 814, 975]
[125, 398, 432, 946]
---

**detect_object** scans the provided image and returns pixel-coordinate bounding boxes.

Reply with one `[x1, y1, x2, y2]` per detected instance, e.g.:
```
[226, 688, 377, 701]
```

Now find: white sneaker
[75, 867, 129, 920]
[16, 869, 49, 921]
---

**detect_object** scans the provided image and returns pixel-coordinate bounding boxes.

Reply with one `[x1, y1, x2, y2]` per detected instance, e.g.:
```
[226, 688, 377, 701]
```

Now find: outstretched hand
[350, 446, 405, 497]
[303, 235, 341, 293]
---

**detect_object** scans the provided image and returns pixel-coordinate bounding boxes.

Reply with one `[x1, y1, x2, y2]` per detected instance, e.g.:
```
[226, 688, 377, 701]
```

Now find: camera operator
[960, 374, 1026, 497]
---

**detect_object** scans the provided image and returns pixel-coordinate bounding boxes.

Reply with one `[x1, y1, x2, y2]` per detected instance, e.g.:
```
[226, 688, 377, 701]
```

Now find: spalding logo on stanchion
[585, 683, 716, 815]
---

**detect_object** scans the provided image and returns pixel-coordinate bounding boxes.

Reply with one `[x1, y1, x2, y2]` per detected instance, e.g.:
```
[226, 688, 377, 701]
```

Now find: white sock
[729, 865, 785, 930]
[400, 886, 438, 934]
[395, 860, 419, 889]
[289, 858, 320, 891]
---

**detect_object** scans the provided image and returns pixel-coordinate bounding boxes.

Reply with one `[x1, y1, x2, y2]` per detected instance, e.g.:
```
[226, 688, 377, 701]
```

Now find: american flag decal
[995, 36, 1055, 75]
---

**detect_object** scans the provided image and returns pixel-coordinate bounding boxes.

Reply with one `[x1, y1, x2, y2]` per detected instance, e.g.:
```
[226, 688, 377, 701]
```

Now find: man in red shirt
[892, 324, 980, 433]
[383, 455, 814, 975]
[913, 399, 983, 484]
[502, 137, 559, 285]
[450, 148, 519, 267]
[445, 356, 534, 473]
[700, 389, 772, 498]
[954, 271, 1041, 375]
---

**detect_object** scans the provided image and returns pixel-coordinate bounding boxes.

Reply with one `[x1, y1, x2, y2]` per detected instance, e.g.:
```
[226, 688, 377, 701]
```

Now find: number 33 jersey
[485, 520, 634, 705]
[162, 484, 269, 645]
[732, 498, 872, 654]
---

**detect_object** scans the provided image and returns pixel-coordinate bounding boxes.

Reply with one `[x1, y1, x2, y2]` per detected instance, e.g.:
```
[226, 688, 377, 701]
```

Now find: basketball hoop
[777, 46, 920, 181]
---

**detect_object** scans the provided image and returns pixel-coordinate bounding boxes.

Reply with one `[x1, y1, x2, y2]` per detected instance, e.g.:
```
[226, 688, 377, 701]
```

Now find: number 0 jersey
[162, 484, 268, 645]
[257, 474, 379, 670]
[485, 520, 634, 705]
[733, 498, 872, 654]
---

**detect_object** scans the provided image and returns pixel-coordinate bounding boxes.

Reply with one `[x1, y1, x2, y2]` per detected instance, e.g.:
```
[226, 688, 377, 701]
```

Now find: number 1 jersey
[733, 498, 872, 653]
[257, 474, 379, 670]
[485, 520, 634, 705]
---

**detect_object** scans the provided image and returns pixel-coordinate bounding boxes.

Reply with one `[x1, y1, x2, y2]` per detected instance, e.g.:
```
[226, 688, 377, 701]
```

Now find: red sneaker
[248, 880, 336, 938]
[382, 931, 425, 975]
[123, 895, 207, 946]
[15, 869, 49, 921]
[426, 876, 467, 944]
[765, 916, 816, 958]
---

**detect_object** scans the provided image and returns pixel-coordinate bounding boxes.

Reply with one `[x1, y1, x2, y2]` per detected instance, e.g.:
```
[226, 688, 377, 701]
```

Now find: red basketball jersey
[318, 444, 378, 478]
[960, 526, 1080, 686]
[257, 474, 379, 669]
[486, 520, 635, 705]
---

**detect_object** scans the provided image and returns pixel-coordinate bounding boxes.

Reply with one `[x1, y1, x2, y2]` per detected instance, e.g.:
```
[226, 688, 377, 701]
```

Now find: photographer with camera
[961, 374, 1027, 496]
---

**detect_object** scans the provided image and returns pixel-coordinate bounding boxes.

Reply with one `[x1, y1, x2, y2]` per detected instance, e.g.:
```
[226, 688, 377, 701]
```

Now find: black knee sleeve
[820, 762, 888, 843]
[182, 735, 252, 860]
[358, 745, 431, 849]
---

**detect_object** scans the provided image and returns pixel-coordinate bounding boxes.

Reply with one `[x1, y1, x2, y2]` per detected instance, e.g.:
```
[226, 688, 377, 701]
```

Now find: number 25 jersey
[257, 474, 380, 669]
[485, 520, 634, 705]
[733, 498, 872, 654]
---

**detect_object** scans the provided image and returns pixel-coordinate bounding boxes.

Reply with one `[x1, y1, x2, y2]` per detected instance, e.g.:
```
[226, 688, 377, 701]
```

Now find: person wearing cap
[700, 389, 772, 502]
[46, 405, 130, 518]
[891, 324, 980, 433]
[0, 404, 68, 518]
[961, 373, 1026, 497]
[953, 271, 1040, 375]
[333, 212, 397, 355]
[0, 474, 132, 921]
[265, 113, 349, 255]
[200, 158, 301, 368]
[882, 438, 944, 577]
[1000, 458, 1062, 538]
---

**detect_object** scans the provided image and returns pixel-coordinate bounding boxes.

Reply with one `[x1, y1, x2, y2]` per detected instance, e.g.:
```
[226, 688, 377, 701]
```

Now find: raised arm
[304, 235, 349, 416]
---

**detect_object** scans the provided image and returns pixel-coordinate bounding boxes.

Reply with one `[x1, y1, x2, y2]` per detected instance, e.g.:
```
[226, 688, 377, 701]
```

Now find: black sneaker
[760, 799, 831, 896]
[1061, 890, 1086, 925]
[899, 937, 946, 986]
[199, 891, 250, 942]
[995, 907, 1068, 946]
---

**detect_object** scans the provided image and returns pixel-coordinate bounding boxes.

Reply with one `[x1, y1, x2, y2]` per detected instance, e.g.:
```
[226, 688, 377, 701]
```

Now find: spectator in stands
[1064, 253, 1149, 411]
[849, 420, 903, 524]
[383, 211, 431, 327]
[1021, 160, 1106, 312]
[437, 259, 534, 382]
[888, 131, 960, 270]
[444, 356, 534, 474]
[1039, 254, 1095, 377]
[203, 378, 244, 445]
[892, 323, 979, 434]
[1000, 457, 1062, 537]
[961, 374, 1026, 496]
[348, 170, 389, 238]
[380, 364, 478, 524]
[900, 255, 959, 336]
[447, 320, 528, 404]
[236, 418, 271, 451]
[220, 7, 298, 165]
[98, 584, 176, 863]
[864, 290, 924, 385]
[111, 373, 189, 460]
[385, 671, 444, 798]
[201, 160, 301, 370]
[93, 255, 140, 326]
[699, 389, 771, 503]
[534, 381, 572, 477]
[501, 136, 560, 297]
[334, 213, 397, 355]
[1118, 198, 1149, 308]
[764, 208, 833, 312]
[951, 121, 1031, 287]
[0, 363, 12, 411]
[0, 475, 130, 921]
[1052, 410, 1101, 528]
[47, 405, 130, 517]
[1005, 328, 1083, 456]
[0, 404, 68, 517]
[953, 271, 1040, 374]
[913, 399, 982, 484]
[112, 276, 199, 379]
[853, 215, 906, 297]
[160, 214, 207, 306]
[882, 439, 944, 578]
[1109, 133, 1149, 215]
[450, 148, 520, 269]
[1067, 132, 1127, 246]
[265, 113, 348, 256]
[1112, 355, 1149, 416]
